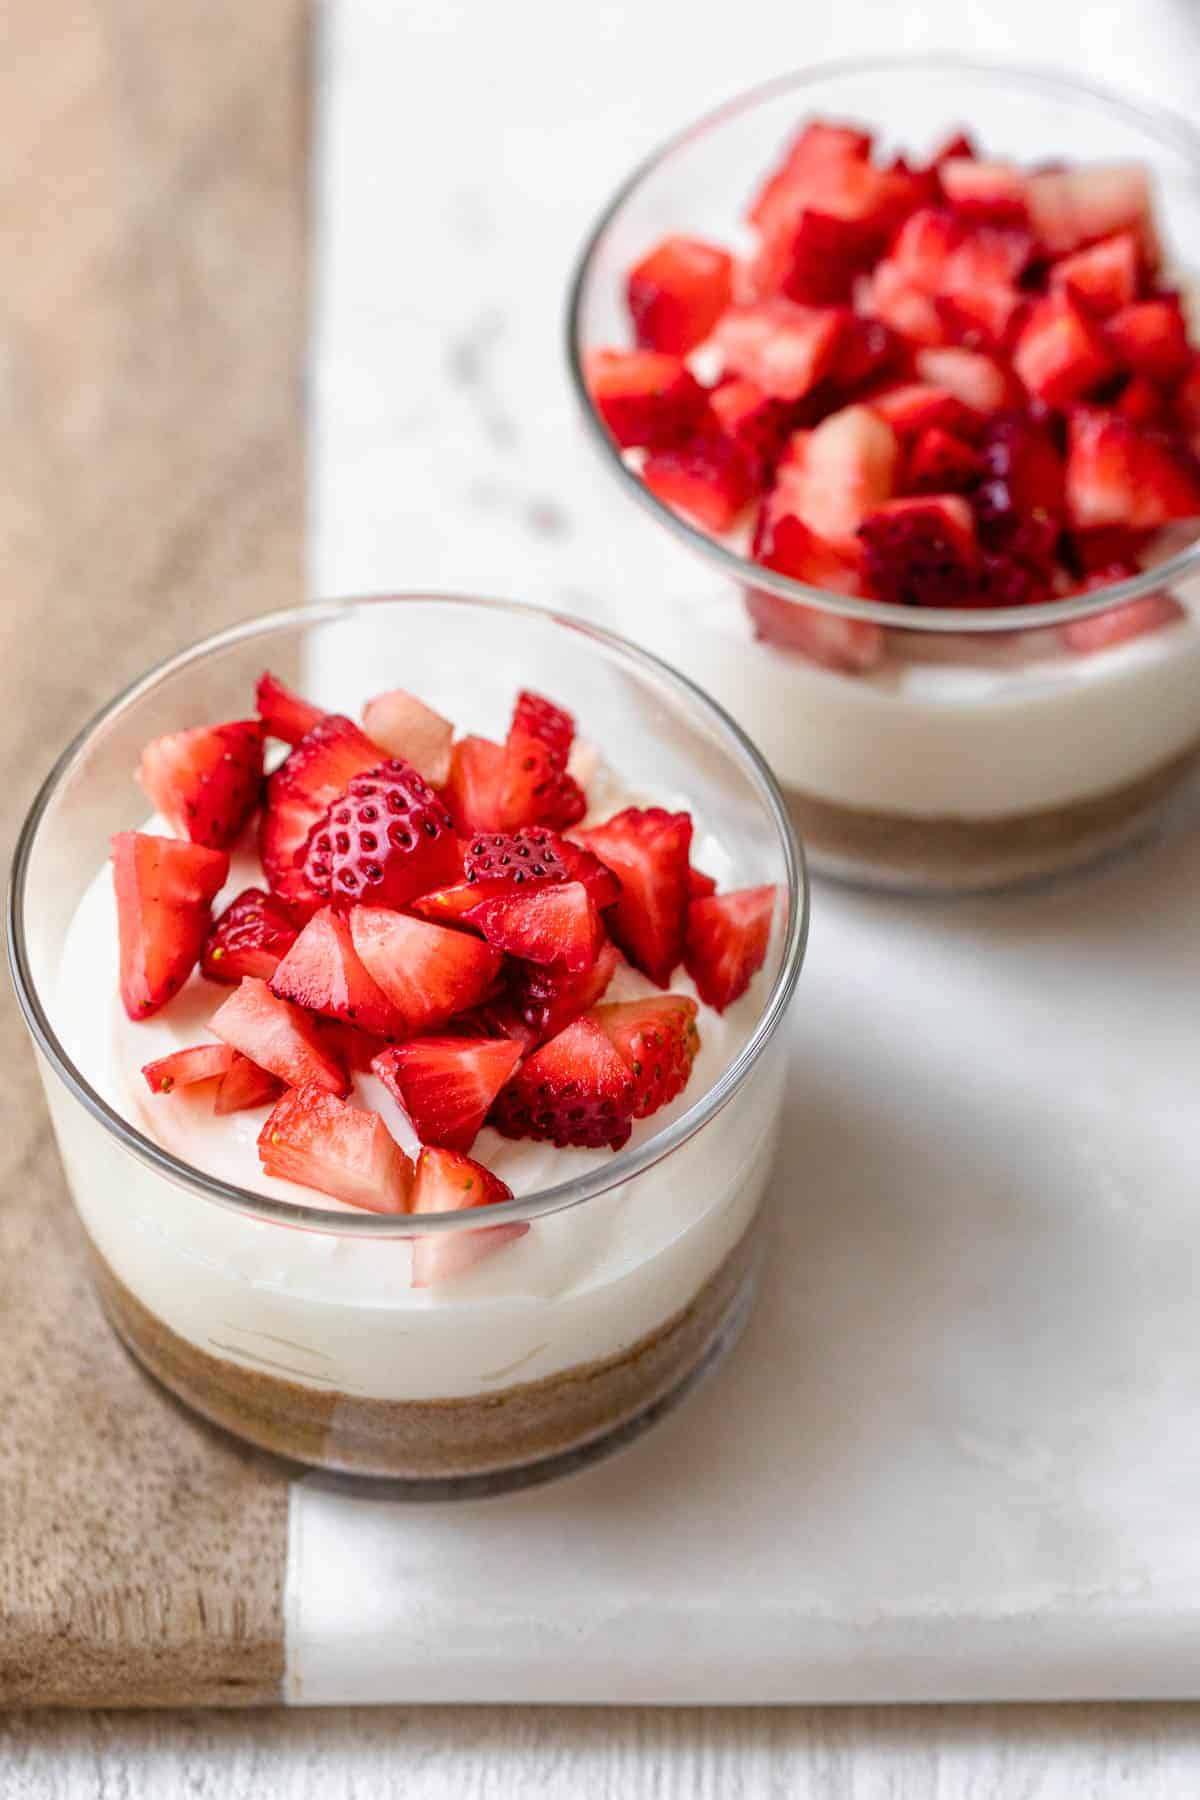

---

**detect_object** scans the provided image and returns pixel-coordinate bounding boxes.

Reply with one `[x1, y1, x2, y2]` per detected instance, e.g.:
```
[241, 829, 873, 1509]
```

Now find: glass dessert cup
[8, 595, 806, 1490]
[567, 58, 1200, 893]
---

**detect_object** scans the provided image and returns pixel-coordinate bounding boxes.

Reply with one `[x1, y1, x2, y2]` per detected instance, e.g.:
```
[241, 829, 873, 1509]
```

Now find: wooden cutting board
[0, 0, 310, 1708]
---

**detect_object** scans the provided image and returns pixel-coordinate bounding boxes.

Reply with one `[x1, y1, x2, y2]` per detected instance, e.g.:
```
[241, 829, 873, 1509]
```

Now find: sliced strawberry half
[489, 1015, 636, 1151]
[257, 1084, 413, 1213]
[859, 495, 979, 607]
[627, 235, 734, 354]
[372, 1035, 523, 1153]
[593, 995, 700, 1120]
[584, 349, 706, 449]
[361, 689, 453, 786]
[572, 806, 692, 987]
[348, 907, 502, 1036]
[713, 300, 844, 401]
[1065, 408, 1200, 530]
[299, 758, 461, 911]
[137, 720, 263, 850]
[684, 885, 776, 1012]
[259, 715, 382, 916]
[441, 735, 507, 832]
[270, 907, 407, 1038]
[255, 671, 325, 745]
[209, 976, 349, 1095]
[468, 881, 602, 973]
[213, 1054, 284, 1115]
[201, 885, 299, 984]
[141, 1043, 235, 1095]
[409, 1147, 526, 1288]
[506, 933, 621, 1046]
[111, 832, 229, 1020]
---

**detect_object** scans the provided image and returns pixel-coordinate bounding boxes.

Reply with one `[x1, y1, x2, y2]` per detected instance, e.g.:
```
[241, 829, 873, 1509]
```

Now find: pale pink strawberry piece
[468, 881, 602, 974]
[643, 435, 757, 533]
[270, 907, 407, 1038]
[627, 235, 734, 354]
[349, 907, 502, 1037]
[259, 715, 382, 917]
[584, 349, 706, 449]
[1059, 589, 1184, 654]
[111, 832, 230, 1021]
[938, 158, 1028, 224]
[713, 300, 844, 401]
[213, 1054, 284, 1115]
[489, 1015, 636, 1151]
[299, 759, 461, 911]
[1105, 297, 1192, 386]
[441, 735, 507, 832]
[255, 672, 325, 745]
[1011, 293, 1115, 408]
[859, 260, 944, 346]
[361, 689, 454, 786]
[684, 886, 776, 1012]
[744, 585, 885, 674]
[1050, 231, 1140, 317]
[858, 496, 979, 608]
[915, 347, 1010, 414]
[1065, 408, 1200, 530]
[409, 1147, 526, 1289]
[371, 1035, 523, 1153]
[142, 1043, 235, 1095]
[137, 720, 264, 850]
[201, 886, 299, 984]
[257, 1084, 414, 1213]
[572, 807, 692, 987]
[771, 405, 899, 551]
[1026, 165, 1155, 259]
[210, 976, 349, 1095]
[592, 994, 700, 1120]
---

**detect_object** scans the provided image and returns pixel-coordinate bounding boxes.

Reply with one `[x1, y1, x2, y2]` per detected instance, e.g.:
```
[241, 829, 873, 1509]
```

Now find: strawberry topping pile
[110, 675, 779, 1278]
[586, 122, 1200, 668]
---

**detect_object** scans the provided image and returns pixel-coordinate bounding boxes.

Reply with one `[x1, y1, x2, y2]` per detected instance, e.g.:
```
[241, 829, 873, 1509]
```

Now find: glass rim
[564, 53, 1200, 635]
[7, 592, 809, 1239]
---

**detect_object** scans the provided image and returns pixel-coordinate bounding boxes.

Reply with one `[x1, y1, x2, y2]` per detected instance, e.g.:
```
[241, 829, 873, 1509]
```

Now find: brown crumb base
[786, 739, 1200, 892]
[88, 1224, 762, 1481]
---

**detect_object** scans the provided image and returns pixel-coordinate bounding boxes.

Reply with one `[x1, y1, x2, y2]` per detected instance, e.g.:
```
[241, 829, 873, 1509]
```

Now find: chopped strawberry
[1065, 408, 1200, 530]
[300, 758, 460, 911]
[905, 426, 982, 494]
[255, 672, 324, 745]
[933, 131, 976, 164]
[1050, 231, 1140, 317]
[915, 347, 1010, 414]
[770, 405, 899, 551]
[752, 209, 883, 306]
[441, 735, 507, 832]
[828, 315, 906, 394]
[213, 1054, 284, 1115]
[865, 383, 976, 442]
[859, 495, 978, 607]
[687, 866, 718, 900]
[1116, 375, 1169, 427]
[708, 379, 795, 483]
[572, 806, 692, 987]
[1068, 526, 1156, 574]
[683, 885, 776, 1012]
[259, 715, 381, 916]
[209, 976, 349, 1095]
[509, 689, 575, 762]
[201, 885, 299, 984]
[643, 434, 757, 532]
[744, 583, 885, 673]
[489, 1015, 636, 1150]
[468, 882, 602, 973]
[972, 411, 1066, 573]
[861, 258, 945, 346]
[137, 720, 263, 850]
[1026, 164, 1154, 258]
[935, 286, 1025, 355]
[1177, 358, 1200, 442]
[361, 689, 453, 786]
[348, 907, 502, 1036]
[938, 158, 1028, 224]
[142, 1043, 235, 1095]
[888, 208, 961, 289]
[506, 934, 621, 1045]
[457, 827, 620, 910]
[747, 121, 874, 229]
[752, 504, 869, 601]
[1105, 296, 1191, 386]
[111, 832, 229, 1020]
[498, 724, 586, 834]
[1012, 292, 1114, 408]
[372, 1036, 523, 1153]
[270, 907, 406, 1038]
[627, 235, 734, 353]
[1060, 588, 1184, 653]
[713, 300, 844, 401]
[584, 349, 706, 449]
[257, 1084, 413, 1213]
[593, 995, 700, 1119]
[409, 1147, 525, 1288]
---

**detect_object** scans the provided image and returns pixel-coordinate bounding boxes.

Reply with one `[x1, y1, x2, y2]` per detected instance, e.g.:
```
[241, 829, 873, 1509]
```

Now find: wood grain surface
[0, 0, 309, 1707]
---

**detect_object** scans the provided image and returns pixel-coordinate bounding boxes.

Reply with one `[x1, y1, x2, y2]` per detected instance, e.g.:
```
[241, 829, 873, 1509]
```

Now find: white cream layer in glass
[52, 795, 779, 1404]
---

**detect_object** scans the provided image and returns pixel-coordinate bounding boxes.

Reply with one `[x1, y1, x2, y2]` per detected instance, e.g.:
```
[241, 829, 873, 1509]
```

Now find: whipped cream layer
[53, 802, 781, 1403]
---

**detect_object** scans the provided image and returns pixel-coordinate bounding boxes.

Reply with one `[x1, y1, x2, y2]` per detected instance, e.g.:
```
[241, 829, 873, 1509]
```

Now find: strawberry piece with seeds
[859, 496, 979, 607]
[510, 690, 575, 762]
[593, 995, 700, 1120]
[468, 881, 602, 973]
[409, 1147, 526, 1288]
[489, 1016, 636, 1151]
[137, 720, 264, 850]
[201, 885, 299, 984]
[210, 976, 349, 1095]
[260, 715, 382, 916]
[643, 434, 757, 532]
[142, 1043, 235, 1095]
[300, 758, 460, 911]
[349, 907, 502, 1036]
[111, 832, 229, 1020]
[507, 934, 621, 1045]
[213, 1054, 284, 1115]
[1065, 408, 1200, 530]
[498, 706, 587, 833]
[627, 235, 734, 354]
[584, 349, 706, 449]
[372, 1036, 523, 1153]
[361, 689, 453, 786]
[442, 735, 507, 832]
[714, 300, 844, 402]
[684, 885, 776, 1012]
[270, 907, 407, 1038]
[572, 806, 692, 987]
[255, 672, 325, 745]
[258, 1084, 413, 1213]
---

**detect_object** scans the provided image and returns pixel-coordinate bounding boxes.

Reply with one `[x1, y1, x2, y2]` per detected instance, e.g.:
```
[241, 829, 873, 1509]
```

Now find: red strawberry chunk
[498, 733, 586, 833]
[584, 349, 706, 449]
[859, 496, 978, 607]
[905, 426, 982, 494]
[409, 1147, 525, 1288]
[270, 907, 407, 1038]
[361, 689, 453, 786]
[201, 885, 299, 984]
[300, 758, 460, 911]
[111, 832, 229, 1020]
[442, 735, 507, 832]
[593, 995, 700, 1120]
[1065, 408, 1200, 530]
[348, 907, 502, 1036]
[1116, 375, 1169, 427]
[255, 672, 324, 745]
[747, 121, 874, 230]
[372, 1035, 523, 1153]
[938, 158, 1028, 224]
[468, 882, 602, 973]
[213, 1054, 284, 1115]
[865, 383, 976, 442]
[258, 1084, 413, 1214]
[1105, 297, 1191, 386]
[708, 379, 795, 483]
[935, 287, 1025, 355]
[142, 1043, 235, 1094]
[137, 720, 263, 850]
[510, 689, 575, 762]
[750, 208, 884, 306]
[1050, 232, 1140, 317]
[489, 1016, 636, 1151]
[687, 866, 718, 900]
[1012, 293, 1114, 408]
[771, 404, 899, 551]
[713, 300, 843, 401]
[643, 434, 757, 532]
[572, 806, 692, 987]
[861, 259, 945, 346]
[210, 977, 349, 1095]
[461, 826, 570, 887]
[1060, 588, 1184, 654]
[507, 934, 621, 1046]
[684, 885, 776, 1012]
[627, 235, 734, 353]
[260, 715, 382, 916]
[753, 499, 869, 601]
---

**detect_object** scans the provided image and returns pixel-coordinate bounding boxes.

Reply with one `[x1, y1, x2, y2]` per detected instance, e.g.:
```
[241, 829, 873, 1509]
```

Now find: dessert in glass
[8, 596, 805, 1489]
[568, 59, 1200, 891]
